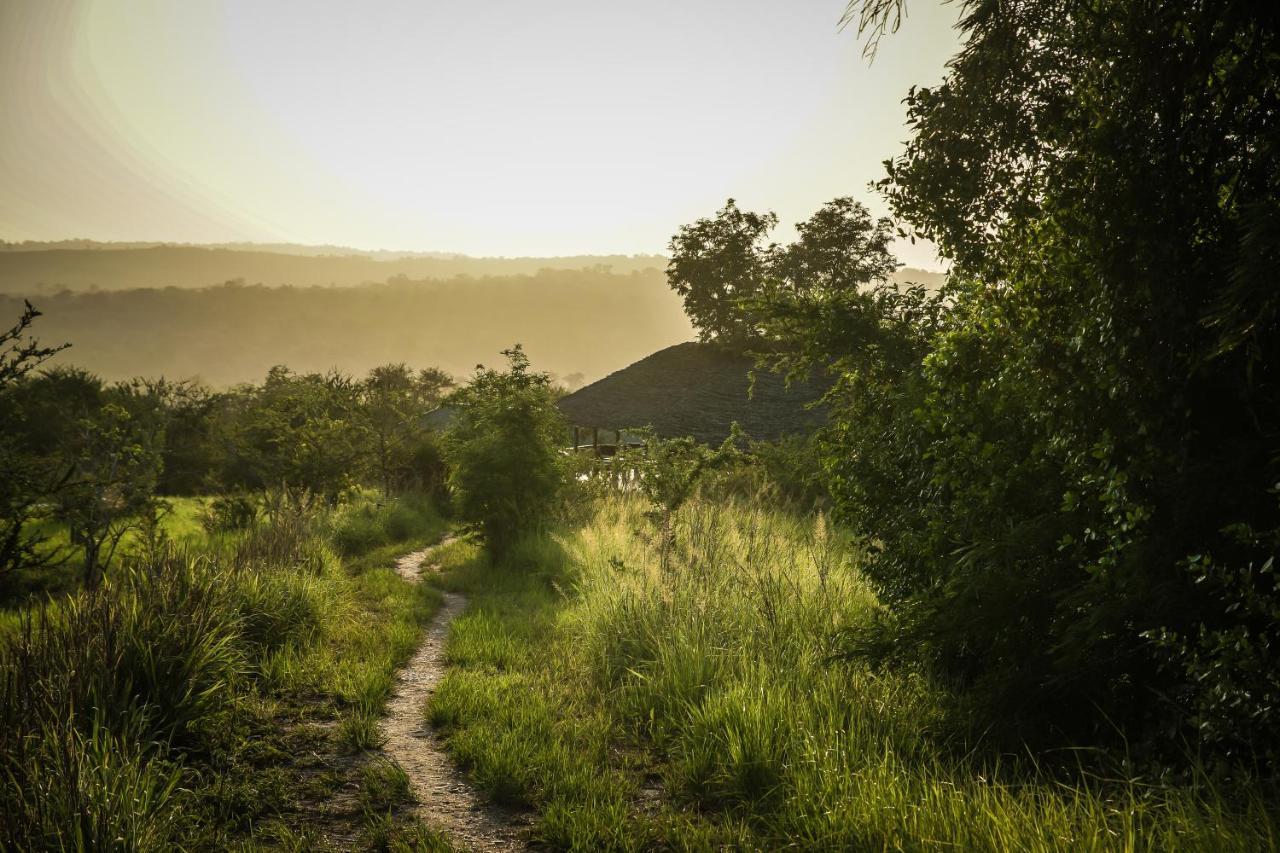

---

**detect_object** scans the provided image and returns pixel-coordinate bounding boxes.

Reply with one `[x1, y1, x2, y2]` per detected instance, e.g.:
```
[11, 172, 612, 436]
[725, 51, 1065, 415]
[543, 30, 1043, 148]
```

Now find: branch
[839, 0, 908, 60]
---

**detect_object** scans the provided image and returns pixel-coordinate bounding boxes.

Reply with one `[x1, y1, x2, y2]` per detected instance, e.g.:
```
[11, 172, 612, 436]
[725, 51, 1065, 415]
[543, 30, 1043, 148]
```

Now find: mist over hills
[4, 269, 695, 388]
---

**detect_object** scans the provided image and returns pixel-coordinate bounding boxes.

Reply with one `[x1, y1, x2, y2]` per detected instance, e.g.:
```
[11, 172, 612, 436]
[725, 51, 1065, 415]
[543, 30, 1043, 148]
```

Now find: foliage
[214, 365, 369, 501]
[0, 299, 67, 387]
[667, 196, 898, 346]
[0, 489, 446, 848]
[850, 0, 1279, 758]
[329, 492, 442, 557]
[665, 0, 1280, 769]
[444, 345, 567, 557]
[56, 396, 166, 587]
[362, 363, 453, 496]
[200, 493, 259, 535]
[0, 303, 69, 591]
[666, 199, 777, 345]
[631, 427, 742, 567]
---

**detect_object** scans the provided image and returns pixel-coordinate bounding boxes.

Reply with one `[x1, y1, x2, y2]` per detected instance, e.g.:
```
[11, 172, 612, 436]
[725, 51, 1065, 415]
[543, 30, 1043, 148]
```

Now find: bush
[331, 504, 390, 557]
[329, 493, 440, 557]
[445, 346, 566, 557]
[200, 493, 258, 534]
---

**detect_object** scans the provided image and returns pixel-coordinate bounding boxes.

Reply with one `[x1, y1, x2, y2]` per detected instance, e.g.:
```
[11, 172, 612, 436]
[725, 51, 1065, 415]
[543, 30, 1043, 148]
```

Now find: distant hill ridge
[0, 244, 671, 293]
[0, 242, 945, 294]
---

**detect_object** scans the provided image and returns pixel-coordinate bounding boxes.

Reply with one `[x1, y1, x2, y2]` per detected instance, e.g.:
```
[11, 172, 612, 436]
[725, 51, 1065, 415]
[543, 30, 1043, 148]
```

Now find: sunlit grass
[430, 493, 1278, 851]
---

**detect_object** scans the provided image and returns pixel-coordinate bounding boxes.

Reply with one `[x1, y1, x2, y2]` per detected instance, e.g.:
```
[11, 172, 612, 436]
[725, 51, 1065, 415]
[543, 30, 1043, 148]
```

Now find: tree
[666, 199, 778, 345]
[667, 197, 899, 348]
[821, 0, 1280, 757]
[362, 364, 453, 496]
[444, 345, 566, 557]
[0, 307, 70, 593]
[0, 300, 68, 388]
[57, 396, 164, 588]
[216, 366, 368, 503]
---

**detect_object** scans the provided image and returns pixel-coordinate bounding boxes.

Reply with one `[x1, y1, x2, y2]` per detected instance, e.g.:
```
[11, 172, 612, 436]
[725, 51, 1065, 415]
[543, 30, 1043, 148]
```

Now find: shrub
[331, 503, 390, 557]
[445, 345, 566, 557]
[201, 493, 258, 534]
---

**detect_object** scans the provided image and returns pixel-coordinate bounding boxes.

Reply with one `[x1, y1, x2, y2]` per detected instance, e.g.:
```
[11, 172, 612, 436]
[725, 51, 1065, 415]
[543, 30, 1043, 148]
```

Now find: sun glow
[1, 1, 959, 265]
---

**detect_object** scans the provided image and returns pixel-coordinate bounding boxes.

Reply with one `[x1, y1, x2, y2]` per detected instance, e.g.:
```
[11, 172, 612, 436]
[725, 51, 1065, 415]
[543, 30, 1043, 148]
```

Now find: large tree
[821, 0, 1280, 758]
[667, 197, 899, 347]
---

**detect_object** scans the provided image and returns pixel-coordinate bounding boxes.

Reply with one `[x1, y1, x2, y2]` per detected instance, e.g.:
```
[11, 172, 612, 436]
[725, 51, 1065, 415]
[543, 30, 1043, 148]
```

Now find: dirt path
[381, 538, 529, 851]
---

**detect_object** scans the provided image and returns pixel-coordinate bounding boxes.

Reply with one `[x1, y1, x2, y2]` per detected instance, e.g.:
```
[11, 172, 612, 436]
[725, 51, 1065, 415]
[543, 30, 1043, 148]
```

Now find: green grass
[429, 493, 1278, 851]
[0, 489, 450, 850]
[2, 495, 217, 602]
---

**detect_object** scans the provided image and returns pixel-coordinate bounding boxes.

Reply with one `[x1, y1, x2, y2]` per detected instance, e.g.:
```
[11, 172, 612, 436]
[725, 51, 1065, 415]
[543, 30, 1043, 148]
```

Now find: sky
[0, 1, 961, 268]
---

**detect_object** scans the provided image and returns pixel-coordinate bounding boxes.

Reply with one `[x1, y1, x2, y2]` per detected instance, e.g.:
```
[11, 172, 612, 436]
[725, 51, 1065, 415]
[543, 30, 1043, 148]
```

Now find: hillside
[6, 268, 694, 387]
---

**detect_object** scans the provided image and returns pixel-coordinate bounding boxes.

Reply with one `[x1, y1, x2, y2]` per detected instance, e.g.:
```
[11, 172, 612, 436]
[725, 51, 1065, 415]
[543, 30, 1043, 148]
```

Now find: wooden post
[572, 425, 580, 452]
[592, 427, 599, 457]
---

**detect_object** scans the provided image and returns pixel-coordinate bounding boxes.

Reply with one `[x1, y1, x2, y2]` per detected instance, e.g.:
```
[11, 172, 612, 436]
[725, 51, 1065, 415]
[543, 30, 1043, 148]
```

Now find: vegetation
[428, 493, 1275, 850]
[0, 489, 447, 850]
[3, 0, 1278, 847]
[444, 345, 568, 557]
[661, 0, 1280, 773]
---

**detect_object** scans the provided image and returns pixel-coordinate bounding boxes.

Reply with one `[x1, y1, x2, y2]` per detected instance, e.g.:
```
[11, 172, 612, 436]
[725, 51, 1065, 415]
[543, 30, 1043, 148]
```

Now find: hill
[5, 269, 694, 388]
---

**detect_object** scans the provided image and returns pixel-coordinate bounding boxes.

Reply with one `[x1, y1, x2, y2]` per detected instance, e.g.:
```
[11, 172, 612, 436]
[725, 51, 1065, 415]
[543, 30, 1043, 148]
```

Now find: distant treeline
[0, 245, 670, 292]
[2, 268, 695, 387]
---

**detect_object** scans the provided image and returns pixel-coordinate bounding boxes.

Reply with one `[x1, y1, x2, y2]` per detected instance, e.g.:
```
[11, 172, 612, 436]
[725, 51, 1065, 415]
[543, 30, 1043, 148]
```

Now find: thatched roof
[556, 342, 828, 444]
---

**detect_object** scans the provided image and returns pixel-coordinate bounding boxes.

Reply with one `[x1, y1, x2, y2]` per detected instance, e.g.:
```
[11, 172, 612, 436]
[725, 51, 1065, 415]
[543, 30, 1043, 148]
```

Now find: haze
[1, 1, 959, 267]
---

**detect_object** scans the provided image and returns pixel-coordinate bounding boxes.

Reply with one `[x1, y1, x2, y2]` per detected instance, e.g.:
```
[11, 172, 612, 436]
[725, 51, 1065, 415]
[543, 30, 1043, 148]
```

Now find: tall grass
[0, 490, 447, 850]
[432, 493, 1278, 850]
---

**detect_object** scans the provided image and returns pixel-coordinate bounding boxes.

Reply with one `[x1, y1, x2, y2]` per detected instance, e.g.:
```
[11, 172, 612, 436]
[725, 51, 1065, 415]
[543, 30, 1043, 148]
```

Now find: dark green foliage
[201, 493, 259, 534]
[445, 345, 567, 557]
[666, 199, 778, 345]
[0, 302, 70, 587]
[747, 0, 1280, 764]
[0, 299, 68, 386]
[330, 493, 440, 557]
[667, 197, 898, 347]
[215, 365, 369, 501]
[363, 363, 454, 496]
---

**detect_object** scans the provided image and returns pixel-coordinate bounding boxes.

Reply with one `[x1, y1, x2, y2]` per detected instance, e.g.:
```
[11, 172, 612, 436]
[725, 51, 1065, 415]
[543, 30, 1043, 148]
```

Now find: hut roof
[556, 342, 828, 444]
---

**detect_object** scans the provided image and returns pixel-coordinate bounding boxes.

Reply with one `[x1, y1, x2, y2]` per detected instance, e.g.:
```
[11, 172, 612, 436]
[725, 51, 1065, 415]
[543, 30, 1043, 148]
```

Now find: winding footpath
[381, 539, 528, 851]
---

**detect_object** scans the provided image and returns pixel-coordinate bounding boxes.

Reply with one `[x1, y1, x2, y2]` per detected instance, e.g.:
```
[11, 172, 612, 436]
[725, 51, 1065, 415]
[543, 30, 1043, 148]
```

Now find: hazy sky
[0, 1, 960, 267]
